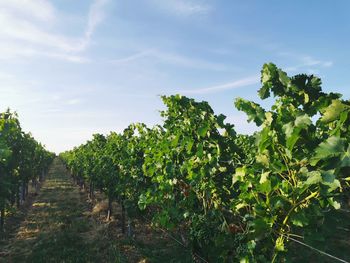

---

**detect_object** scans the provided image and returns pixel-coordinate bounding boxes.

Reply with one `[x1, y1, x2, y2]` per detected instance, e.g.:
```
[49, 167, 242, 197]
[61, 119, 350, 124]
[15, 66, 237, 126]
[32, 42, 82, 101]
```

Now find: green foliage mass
[60, 64, 350, 262]
[0, 110, 54, 229]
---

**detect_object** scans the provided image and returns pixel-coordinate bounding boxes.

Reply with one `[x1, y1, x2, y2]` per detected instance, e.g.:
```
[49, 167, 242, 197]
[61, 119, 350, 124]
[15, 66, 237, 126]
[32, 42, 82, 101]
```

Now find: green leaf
[147, 164, 156, 176]
[138, 194, 148, 210]
[235, 98, 266, 126]
[283, 122, 294, 138]
[196, 143, 204, 158]
[265, 112, 273, 126]
[171, 134, 180, 147]
[259, 171, 270, 184]
[198, 124, 209, 137]
[217, 114, 226, 127]
[270, 196, 286, 210]
[291, 212, 308, 227]
[283, 114, 311, 150]
[258, 180, 271, 194]
[321, 170, 335, 184]
[253, 218, 269, 236]
[311, 136, 346, 166]
[256, 153, 269, 166]
[295, 114, 312, 128]
[328, 180, 341, 192]
[186, 139, 194, 153]
[261, 63, 277, 84]
[240, 257, 249, 263]
[232, 167, 246, 185]
[328, 198, 341, 210]
[278, 69, 291, 87]
[321, 99, 349, 123]
[305, 171, 322, 185]
[332, 201, 341, 210]
[258, 172, 271, 193]
[258, 85, 270, 99]
[340, 145, 350, 167]
[256, 127, 271, 152]
[321, 171, 341, 192]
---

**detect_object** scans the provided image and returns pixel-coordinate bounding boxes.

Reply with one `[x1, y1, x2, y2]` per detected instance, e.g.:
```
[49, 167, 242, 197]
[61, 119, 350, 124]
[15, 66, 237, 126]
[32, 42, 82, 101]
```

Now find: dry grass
[0, 159, 124, 263]
[0, 158, 193, 263]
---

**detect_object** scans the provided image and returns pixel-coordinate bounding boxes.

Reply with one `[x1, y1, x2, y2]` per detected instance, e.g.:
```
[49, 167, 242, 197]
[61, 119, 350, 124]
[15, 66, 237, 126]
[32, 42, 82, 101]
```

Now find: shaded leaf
[311, 136, 346, 165]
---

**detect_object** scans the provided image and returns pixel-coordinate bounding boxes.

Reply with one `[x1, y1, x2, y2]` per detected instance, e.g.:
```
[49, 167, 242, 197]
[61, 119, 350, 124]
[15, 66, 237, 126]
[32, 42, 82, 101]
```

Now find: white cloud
[180, 75, 259, 94]
[150, 0, 211, 16]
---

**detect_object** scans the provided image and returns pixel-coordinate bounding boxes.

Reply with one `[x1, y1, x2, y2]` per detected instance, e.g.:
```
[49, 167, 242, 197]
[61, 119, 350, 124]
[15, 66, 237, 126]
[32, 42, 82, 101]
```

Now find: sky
[1, 0, 350, 153]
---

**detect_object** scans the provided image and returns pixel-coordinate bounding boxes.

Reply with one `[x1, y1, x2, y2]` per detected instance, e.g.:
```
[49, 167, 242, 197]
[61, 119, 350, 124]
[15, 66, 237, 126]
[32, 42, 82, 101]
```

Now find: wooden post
[107, 196, 112, 221]
[121, 201, 126, 234]
[0, 208, 5, 231]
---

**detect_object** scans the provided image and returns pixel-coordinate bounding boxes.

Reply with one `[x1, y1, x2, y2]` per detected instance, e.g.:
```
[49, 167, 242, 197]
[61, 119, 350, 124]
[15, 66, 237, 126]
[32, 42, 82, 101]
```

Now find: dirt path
[0, 158, 124, 263]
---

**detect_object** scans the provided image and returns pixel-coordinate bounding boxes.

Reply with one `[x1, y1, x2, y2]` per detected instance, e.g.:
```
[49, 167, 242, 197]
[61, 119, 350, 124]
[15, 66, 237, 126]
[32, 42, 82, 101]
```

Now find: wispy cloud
[0, 41, 89, 62]
[66, 98, 82, 105]
[0, 0, 56, 22]
[153, 50, 229, 71]
[300, 56, 333, 67]
[0, 0, 109, 62]
[278, 52, 333, 72]
[150, 0, 211, 16]
[110, 50, 154, 64]
[110, 49, 231, 71]
[180, 75, 259, 94]
[85, 0, 109, 39]
[42, 52, 90, 63]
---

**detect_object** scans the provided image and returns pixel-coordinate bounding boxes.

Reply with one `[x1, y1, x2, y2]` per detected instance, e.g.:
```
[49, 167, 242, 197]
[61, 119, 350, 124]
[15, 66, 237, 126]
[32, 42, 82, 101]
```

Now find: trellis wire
[140, 215, 209, 263]
[282, 234, 350, 263]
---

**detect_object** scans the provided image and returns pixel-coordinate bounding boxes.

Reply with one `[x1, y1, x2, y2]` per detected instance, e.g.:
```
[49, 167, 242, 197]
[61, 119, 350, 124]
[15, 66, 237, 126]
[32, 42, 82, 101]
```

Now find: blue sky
[1, 0, 349, 153]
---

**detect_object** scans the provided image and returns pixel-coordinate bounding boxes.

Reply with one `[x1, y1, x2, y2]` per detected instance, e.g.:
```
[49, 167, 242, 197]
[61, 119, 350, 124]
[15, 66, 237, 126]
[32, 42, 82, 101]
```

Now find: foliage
[0, 109, 54, 230]
[61, 64, 350, 262]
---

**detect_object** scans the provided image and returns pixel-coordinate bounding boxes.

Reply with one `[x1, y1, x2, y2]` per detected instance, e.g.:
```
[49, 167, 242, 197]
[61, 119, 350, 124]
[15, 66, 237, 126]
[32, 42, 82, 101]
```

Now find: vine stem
[283, 191, 318, 225]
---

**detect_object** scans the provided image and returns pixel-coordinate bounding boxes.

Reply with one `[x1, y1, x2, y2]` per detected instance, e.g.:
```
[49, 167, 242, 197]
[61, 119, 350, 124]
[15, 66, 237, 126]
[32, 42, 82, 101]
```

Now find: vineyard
[1, 63, 350, 262]
[0, 110, 54, 232]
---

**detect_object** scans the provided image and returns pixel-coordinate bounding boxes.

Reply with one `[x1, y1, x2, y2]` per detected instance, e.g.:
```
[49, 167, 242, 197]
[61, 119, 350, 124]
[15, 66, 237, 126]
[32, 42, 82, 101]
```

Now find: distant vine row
[0, 110, 54, 232]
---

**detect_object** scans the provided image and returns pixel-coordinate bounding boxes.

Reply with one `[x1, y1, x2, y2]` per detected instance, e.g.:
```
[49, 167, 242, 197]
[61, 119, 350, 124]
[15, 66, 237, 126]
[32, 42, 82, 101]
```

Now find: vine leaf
[235, 98, 266, 126]
[321, 99, 349, 123]
[310, 136, 346, 166]
[304, 171, 322, 185]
